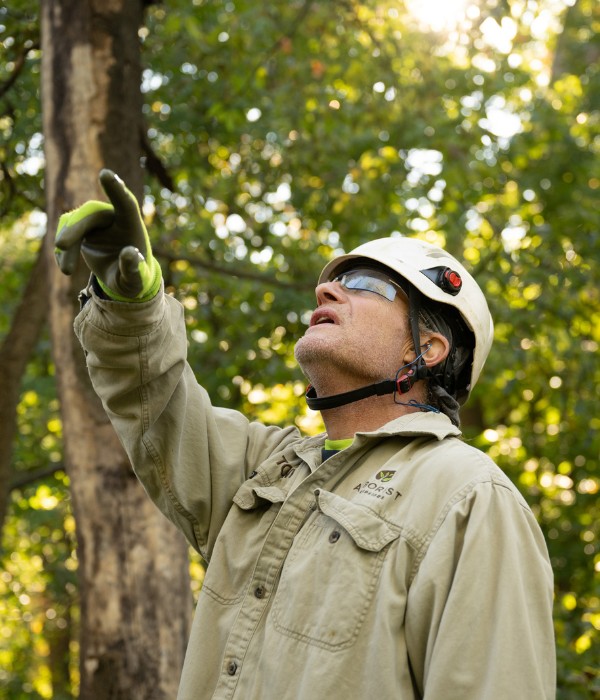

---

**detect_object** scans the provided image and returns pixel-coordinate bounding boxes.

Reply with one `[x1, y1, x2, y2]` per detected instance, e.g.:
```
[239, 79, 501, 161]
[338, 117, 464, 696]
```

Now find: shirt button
[227, 661, 238, 676]
[329, 530, 341, 543]
[249, 470, 258, 479]
[254, 585, 266, 599]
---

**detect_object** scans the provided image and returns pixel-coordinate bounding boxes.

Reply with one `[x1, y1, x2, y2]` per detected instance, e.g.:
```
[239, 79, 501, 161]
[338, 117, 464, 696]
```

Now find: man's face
[294, 267, 413, 390]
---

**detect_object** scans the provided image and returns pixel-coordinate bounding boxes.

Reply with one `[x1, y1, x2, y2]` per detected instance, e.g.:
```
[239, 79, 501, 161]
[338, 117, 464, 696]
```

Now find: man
[55, 170, 556, 699]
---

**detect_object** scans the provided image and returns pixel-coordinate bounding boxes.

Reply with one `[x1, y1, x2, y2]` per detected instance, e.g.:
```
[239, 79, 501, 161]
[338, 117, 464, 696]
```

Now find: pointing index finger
[99, 169, 140, 216]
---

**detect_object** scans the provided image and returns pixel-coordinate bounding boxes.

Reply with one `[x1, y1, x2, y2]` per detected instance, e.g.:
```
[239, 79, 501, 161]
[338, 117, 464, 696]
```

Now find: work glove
[54, 169, 162, 302]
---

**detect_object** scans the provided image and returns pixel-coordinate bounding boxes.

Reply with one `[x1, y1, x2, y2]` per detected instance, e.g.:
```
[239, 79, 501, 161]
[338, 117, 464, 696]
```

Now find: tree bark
[40, 1, 191, 697]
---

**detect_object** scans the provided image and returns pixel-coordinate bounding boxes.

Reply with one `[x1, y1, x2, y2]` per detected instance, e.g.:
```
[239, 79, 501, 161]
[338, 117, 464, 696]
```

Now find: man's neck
[320, 390, 425, 440]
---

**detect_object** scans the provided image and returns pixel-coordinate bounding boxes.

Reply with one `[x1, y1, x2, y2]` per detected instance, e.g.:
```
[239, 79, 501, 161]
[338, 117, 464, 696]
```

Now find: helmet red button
[442, 269, 462, 294]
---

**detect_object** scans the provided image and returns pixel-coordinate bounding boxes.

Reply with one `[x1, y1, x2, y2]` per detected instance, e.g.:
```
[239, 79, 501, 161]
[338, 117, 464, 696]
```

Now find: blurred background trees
[1, 0, 598, 697]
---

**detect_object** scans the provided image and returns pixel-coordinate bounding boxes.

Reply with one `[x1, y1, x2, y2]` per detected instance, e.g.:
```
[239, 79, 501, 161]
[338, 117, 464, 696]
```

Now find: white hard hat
[319, 236, 494, 398]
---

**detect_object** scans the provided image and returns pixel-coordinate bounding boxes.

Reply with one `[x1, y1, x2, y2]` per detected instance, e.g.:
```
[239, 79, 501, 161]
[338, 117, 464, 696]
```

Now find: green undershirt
[324, 438, 354, 451]
[321, 437, 354, 462]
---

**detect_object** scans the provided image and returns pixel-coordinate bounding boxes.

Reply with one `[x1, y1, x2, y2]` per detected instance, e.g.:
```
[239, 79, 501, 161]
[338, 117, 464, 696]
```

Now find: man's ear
[403, 332, 449, 368]
[422, 332, 450, 368]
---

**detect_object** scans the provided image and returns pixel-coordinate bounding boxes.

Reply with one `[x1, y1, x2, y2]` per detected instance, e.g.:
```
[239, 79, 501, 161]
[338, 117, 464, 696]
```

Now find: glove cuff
[97, 257, 162, 303]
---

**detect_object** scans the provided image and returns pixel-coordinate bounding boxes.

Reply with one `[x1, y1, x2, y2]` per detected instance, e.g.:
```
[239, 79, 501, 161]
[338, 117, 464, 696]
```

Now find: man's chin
[294, 334, 331, 373]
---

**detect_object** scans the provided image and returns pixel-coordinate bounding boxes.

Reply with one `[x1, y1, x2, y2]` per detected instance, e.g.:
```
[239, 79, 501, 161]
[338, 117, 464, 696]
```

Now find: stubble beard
[294, 332, 394, 394]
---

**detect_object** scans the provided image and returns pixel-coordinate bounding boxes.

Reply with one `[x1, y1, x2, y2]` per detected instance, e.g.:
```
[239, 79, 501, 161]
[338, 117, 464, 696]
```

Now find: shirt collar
[293, 411, 461, 471]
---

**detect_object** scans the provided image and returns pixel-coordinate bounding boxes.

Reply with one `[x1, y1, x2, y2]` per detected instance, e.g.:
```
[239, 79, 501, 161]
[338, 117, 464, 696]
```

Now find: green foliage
[0, 1, 43, 224]
[1, 0, 598, 696]
[0, 473, 78, 699]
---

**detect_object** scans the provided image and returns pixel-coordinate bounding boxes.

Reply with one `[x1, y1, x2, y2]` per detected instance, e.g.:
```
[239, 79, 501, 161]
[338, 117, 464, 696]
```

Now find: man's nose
[315, 279, 346, 305]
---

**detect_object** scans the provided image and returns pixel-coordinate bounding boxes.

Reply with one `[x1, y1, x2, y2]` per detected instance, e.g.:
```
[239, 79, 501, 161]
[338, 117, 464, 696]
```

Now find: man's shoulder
[400, 432, 531, 517]
[361, 417, 529, 516]
[372, 412, 511, 490]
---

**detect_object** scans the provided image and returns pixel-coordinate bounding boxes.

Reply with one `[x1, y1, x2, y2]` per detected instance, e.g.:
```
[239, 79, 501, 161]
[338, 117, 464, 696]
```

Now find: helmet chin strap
[305, 345, 431, 411]
[305, 285, 430, 412]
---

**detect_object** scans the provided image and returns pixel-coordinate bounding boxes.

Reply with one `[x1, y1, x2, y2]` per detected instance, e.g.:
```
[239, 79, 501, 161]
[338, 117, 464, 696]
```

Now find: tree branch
[140, 124, 175, 191]
[154, 246, 315, 291]
[0, 40, 40, 100]
[0, 245, 49, 531]
[10, 465, 65, 492]
[0, 161, 17, 218]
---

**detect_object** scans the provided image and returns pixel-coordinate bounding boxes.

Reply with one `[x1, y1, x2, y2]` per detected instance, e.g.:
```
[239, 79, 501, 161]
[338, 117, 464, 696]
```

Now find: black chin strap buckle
[395, 367, 417, 394]
[395, 345, 430, 395]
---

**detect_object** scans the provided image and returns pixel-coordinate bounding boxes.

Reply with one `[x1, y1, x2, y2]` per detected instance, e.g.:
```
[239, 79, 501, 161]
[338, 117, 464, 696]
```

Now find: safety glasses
[330, 268, 407, 302]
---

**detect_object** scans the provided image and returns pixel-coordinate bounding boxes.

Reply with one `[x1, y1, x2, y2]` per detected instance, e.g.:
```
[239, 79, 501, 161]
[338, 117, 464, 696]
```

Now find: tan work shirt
[74, 287, 556, 699]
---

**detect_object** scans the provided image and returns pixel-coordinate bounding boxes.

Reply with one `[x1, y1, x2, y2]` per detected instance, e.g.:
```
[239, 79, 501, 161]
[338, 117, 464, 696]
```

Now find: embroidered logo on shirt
[376, 470, 395, 483]
[353, 472, 402, 502]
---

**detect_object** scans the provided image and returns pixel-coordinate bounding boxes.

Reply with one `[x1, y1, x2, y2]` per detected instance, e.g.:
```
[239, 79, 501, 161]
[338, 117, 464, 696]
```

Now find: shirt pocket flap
[233, 484, 288, 511]
[315, 488, 400, 552]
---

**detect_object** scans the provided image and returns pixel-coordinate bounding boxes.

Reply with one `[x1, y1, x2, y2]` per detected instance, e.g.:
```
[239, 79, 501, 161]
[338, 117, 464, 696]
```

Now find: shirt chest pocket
[271, 488, 401, 651]
[202, 484, 287, 605]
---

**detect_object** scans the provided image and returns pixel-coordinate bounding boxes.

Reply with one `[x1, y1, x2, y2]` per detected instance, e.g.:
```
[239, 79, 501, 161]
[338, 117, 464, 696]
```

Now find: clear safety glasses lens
[331, 269, 404, 302]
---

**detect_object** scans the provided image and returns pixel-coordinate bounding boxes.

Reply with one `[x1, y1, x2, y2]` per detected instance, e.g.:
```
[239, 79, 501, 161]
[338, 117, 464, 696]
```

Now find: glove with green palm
[54, 169, 162, 302]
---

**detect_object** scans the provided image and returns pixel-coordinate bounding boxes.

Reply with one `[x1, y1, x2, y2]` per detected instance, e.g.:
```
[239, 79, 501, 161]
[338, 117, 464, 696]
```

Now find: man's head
[295, 236, 494, 425]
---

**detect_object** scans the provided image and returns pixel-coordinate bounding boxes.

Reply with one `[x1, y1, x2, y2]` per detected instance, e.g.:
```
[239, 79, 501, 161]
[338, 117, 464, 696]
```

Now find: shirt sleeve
[405, 479, 556, 700]
[74, 287, 299, 558]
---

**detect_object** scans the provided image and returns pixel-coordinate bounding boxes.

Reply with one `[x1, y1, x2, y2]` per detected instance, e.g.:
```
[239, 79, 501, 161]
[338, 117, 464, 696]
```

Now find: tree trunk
[40, 1, 191, 697]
